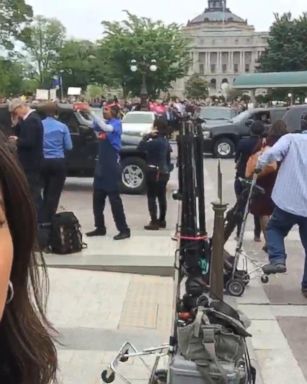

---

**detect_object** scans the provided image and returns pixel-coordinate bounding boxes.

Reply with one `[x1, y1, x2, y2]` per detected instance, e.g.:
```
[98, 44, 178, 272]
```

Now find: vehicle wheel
[213, 138, 235, 158]
[226, 279, 245, 297]
[120, 157, 147, 194]
[235, 270, 250, 286]
[101, 370, 115, 383]
[261, 275, 269, 284]
[243, 274, 251, 286]
[120, 349, 129, 363]
[153, 369, 168, 384]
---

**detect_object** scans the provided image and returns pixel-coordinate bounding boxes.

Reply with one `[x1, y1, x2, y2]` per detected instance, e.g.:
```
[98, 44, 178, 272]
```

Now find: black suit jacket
[16, 112, 43, 173]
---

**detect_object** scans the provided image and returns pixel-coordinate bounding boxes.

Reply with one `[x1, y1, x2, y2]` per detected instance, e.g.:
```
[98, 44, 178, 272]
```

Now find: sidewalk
[45, 164, 307, 384]
[44, 176, 179, 277]
[47, 177, 178, 383]
[48, 269, 173, 384]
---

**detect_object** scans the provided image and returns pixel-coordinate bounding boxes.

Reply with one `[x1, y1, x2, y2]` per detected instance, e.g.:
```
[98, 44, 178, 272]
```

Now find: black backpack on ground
[50, 212, 87, 255]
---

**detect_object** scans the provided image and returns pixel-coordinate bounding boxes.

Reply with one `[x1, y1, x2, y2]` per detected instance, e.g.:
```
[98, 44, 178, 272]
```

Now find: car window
[58, 111, 79, 133]
[270, 109, 287, 123]
[254, 111, 271, 124]
[123, 113, 154, 124]
[200, 108, 233, 121]
[232, 110, 250, 123]
[283, 107, 307, 132]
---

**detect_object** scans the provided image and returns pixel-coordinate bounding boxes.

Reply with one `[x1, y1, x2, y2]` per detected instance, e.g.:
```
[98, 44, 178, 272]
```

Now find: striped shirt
[257, 132, 307, 217]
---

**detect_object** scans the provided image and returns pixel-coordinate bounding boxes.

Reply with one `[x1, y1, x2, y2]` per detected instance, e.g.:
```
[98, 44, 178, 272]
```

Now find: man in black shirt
[9, 99, 43, 212]
[138, 119, 172, 230]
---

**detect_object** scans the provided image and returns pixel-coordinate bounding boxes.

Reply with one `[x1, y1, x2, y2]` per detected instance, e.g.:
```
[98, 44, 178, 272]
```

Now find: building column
[228, 51, 233, 74]
[205, 51, 210, 74]
[240, 51, 245, 73]
[217, 51, 222, 73]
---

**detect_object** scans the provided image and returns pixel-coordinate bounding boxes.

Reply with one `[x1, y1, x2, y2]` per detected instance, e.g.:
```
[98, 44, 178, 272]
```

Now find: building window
[199, 64, 205, 75]
[211, 64, 216, 73]
[245, 64, 250, 72]
[234, 63, 239, 73]
[222, 64, 227, 73]
[210, 79, 217, 90]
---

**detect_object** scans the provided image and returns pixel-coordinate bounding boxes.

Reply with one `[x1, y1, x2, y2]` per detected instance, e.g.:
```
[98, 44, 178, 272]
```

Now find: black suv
[202, 107, 288, 158]
[0, 103, 147, 194]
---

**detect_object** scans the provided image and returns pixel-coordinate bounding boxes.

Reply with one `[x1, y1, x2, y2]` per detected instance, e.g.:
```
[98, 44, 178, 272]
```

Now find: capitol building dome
[189, 0, 246, 25]
[173, 1, 268, 97]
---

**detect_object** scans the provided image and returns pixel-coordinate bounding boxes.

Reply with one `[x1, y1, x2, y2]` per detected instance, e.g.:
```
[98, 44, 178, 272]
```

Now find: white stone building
[173, 0, 268, 97]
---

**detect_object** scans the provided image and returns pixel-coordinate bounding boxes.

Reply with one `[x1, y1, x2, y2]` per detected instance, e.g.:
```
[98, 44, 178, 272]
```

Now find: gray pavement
[46, 157, 307, 384]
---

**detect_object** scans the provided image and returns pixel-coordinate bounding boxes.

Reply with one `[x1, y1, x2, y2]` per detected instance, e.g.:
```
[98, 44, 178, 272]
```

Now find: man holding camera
[85, 104, 130, 241]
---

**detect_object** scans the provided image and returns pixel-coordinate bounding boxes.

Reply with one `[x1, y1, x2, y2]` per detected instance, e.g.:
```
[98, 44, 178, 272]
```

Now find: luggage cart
[100, 343, 170, 384]
[224, 174, 267, 297]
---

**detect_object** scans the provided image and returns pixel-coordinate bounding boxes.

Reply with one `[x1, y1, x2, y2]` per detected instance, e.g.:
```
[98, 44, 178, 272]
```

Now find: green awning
[233, 71, 307, 89]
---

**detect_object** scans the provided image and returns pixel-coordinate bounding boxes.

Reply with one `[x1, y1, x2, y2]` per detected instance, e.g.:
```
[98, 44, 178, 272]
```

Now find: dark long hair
[252, 120, 288, 153]
[0, 140, 57, 383]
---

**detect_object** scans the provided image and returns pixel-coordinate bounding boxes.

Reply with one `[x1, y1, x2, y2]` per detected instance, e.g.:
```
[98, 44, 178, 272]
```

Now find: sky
[26, 0, 307, 40]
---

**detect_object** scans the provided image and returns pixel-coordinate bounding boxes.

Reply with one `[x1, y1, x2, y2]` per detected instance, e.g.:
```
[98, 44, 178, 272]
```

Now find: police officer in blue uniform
[86, 105, 130, 240]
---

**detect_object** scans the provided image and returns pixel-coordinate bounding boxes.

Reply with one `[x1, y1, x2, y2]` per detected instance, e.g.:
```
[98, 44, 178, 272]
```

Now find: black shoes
[114, 230, 131, 241]
[144, 221, 160, 231]
[302, 288, 307, 298]
[262, 263, 287, 275]
[144, 220, 167, 230]
[86, 228, 131, 240]
[86, 228, 106, 237]
[158, 220, 167, 229]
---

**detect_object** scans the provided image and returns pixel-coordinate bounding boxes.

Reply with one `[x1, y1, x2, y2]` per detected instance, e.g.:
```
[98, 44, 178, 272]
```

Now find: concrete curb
[47, 264, 174, 277]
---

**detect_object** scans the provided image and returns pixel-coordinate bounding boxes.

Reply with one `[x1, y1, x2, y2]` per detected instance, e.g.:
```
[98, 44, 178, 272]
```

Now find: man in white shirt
[257, 131, 307, 297]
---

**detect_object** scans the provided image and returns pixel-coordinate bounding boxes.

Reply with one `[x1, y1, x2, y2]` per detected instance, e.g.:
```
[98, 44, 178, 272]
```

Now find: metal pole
[210, 201, 228, 300]
[60, 74, 64, 102]
[195, 122, 206, 235]
[140, 72, 148, 111]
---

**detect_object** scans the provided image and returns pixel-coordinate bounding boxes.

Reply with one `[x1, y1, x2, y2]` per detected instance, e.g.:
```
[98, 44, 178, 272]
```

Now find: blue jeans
[267, 207, 307, 289]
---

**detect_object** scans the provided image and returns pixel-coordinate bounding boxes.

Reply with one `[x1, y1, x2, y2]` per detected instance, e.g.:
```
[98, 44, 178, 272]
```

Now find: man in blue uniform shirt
[86, 105, 130, 241]
[40, 102, 73, 223]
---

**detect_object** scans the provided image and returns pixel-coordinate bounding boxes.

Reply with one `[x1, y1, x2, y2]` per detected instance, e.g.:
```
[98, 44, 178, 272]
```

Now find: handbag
[245, 143, 277, 179]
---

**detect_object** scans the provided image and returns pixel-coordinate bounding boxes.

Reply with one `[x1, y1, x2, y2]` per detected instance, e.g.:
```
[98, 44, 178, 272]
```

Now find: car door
[58, 110, 97, 174]
[238, 111, 253, 136]
[270, 109, 287, 126]
[0, 106, 13, 136]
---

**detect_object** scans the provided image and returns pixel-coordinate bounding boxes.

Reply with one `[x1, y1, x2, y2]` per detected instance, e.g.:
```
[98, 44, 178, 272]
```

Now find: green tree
[0, 58, 31, 96]
[185, 74, 208, 100]
[98, 11, 190, 97]
[57, 40, 104, 91]
[0, 0, 33, 50]
[259, 13, 307, 72]
[25, 16, 66, 87]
